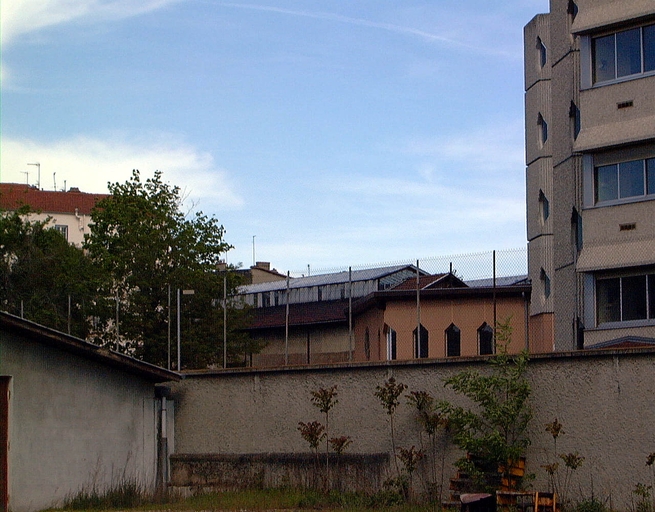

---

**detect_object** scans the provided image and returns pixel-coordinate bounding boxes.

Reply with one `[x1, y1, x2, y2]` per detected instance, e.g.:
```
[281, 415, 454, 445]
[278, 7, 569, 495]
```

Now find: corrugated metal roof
[239, 264, 419, 294]
[0, 183, 108, 215]
[465, 275, 529, 287]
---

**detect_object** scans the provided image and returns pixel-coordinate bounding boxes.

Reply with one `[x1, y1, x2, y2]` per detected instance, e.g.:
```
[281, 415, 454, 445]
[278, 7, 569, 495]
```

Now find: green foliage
[61, 478, 146, 509]
[84, 170, 255, 368]
[437, 320, 532, 491]
[0, 206, 100, 338]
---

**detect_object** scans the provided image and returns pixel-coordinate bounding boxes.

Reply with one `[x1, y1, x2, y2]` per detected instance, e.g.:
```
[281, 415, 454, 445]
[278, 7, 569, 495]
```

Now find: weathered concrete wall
[0, 333, 159, 512]
[172, 349, 655, 509]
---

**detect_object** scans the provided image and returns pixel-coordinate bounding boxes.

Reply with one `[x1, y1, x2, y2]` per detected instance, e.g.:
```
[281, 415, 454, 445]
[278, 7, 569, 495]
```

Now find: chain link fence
[289, 246, 528, 284]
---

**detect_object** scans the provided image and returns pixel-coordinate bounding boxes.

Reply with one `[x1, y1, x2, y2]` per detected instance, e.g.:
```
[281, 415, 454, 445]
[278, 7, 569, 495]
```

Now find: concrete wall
[172, 349, 655, 509]
[0, 332, 159, 512]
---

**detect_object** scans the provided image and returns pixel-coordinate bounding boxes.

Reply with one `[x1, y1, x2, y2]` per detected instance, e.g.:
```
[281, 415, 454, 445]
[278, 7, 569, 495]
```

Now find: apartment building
[525, 1, 655, 350]
[0, 184, 107, 247]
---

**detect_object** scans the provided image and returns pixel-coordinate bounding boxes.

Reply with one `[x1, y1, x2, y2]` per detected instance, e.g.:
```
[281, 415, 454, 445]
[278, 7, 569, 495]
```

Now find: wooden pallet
[497, 491, 558, 512]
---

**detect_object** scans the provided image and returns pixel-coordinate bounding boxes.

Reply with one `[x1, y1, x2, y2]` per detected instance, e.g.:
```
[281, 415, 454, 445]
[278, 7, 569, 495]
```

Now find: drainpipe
[155, 385, 171, 493]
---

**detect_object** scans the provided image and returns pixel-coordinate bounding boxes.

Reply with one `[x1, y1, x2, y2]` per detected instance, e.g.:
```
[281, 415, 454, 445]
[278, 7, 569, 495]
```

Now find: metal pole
[68, 294, 71, 334]
[348, 267, 353, 361]
[223, 274, 227, 369]
[167, 284, 171, 371]
[493, 250, 497, 343]
[115, 289, 120, 351]
[177, 288, 181, 370]
[416, 260, 421, 358]
[285, 271, 290, 365]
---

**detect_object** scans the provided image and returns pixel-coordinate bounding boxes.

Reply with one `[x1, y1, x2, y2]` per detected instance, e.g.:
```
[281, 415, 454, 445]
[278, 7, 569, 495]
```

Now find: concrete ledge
[170, 452, 390, 493]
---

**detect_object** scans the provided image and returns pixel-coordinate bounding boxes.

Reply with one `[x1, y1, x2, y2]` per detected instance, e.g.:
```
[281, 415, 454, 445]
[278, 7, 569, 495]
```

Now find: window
[386, 327, 397, 361]
[592, 23, 655, 84]
[540, 268, 551, 299]
[317, 288, 322, 301]
[569, 101, 580, 140]
[538, 189, 550, 224]
[54, 224, 68, 241]
[596, 271, 655, 325]
[262, 292, 271, 307]
[445, 324, 460, 357]
[478, 323, 494, 355]
[594, 158, 655, 203]
[538, 113, 548, 147]
[364, 328, 371, 360]
[537, 37, 547, 68]
[413, 324, 428, 359]
[571, 207, 583, 253]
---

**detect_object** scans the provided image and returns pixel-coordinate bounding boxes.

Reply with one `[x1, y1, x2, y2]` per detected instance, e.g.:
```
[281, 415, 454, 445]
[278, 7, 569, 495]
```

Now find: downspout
[155, 385, 171, 493]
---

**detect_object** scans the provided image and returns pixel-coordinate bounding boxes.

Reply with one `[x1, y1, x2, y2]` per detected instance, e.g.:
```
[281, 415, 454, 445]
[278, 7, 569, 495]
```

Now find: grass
[48, 487, 443, 512]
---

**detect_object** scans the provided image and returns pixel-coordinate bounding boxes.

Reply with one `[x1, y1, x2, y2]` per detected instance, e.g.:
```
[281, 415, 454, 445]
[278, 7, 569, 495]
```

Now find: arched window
[386, 326, 397, 361]
[478, 322, 494, 355]
[413, 324, 429, 359]
[445, 324, 461, 357]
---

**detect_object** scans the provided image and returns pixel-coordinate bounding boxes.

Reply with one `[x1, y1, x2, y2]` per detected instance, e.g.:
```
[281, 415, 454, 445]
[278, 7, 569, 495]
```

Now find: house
[352, 274, 534, 360]
[525, 1, 655, 350]
[0, 312, 179, 512]
[0, 183, 108, 247]
[241, 265, 427, 366]
[236, 261, 287, 285]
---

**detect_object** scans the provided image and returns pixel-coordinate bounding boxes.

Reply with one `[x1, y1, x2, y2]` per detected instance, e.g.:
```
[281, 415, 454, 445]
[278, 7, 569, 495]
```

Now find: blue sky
[1, 0, 548, 274]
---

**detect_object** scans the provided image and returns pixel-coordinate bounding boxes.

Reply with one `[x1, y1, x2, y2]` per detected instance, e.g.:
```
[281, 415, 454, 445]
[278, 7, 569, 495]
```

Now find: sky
[1, 0, 548, 275]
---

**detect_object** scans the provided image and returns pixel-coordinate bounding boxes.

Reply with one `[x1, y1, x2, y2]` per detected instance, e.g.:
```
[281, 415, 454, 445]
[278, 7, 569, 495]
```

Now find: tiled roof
[240, 264, 421, 294]
[245, 300, 349, 330]
[0, 183, 108, 215]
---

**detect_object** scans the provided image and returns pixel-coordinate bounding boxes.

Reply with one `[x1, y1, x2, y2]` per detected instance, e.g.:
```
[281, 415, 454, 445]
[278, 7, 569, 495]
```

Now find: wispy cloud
[1, 0, 182, 45]
[217, 3, 515, 58]
[0, 134, 244, 209]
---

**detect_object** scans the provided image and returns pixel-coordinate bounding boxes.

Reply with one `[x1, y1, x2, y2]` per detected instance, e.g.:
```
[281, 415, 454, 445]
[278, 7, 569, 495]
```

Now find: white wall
[0, 334, 158, 512]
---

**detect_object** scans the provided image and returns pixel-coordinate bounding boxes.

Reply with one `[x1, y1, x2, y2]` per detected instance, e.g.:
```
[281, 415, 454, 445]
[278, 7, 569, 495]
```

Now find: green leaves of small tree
[84, 170, 249, 368]
[0, 207, 99, 338]
[438, 320, 532, 491]
[375, 377, 408, 476]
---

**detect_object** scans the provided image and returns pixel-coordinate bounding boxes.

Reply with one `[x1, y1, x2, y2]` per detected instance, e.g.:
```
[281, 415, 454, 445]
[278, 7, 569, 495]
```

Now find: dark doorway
[0, 377, 10, 512]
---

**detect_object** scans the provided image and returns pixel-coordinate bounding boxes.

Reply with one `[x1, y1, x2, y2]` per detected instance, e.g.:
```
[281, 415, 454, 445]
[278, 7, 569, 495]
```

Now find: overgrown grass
[49, 486, 441, 512]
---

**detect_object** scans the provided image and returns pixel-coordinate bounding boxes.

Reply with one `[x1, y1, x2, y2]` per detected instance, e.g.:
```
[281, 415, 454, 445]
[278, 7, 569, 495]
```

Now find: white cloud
[0, 134, 244, 209]
[1, 0, 183, 46]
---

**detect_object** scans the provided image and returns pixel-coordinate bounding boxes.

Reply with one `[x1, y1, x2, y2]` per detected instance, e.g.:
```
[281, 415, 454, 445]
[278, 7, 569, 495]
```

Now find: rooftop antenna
[27, 163, 40, 189]
[53, 172, 57, 191]
[21, 171, 29, 184]
[252, 235, 256, 267]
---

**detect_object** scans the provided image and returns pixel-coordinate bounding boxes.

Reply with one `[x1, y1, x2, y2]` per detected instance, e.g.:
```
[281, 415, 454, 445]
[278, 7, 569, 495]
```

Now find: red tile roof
[0, 183, 108, 215]
[246, 300, 349, 330]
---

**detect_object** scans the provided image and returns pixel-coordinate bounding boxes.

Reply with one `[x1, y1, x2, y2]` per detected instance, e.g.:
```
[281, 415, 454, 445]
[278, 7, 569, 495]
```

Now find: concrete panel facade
[171, 350, 655, 509]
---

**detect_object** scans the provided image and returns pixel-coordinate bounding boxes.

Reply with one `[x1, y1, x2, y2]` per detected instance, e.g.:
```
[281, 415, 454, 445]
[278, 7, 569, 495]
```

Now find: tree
[84, 169, 253, 368]
[0, 206, 100, 338]
[437, 320, 532, 491]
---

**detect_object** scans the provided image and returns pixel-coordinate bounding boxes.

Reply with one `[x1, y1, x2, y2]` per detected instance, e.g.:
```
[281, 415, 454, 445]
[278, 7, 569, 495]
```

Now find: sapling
[311, 385, 338, 489]
[375, 377, 408, 476]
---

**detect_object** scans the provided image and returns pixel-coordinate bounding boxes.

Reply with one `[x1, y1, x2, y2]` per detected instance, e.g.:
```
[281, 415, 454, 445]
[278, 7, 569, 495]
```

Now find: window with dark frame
[478, 323, 494, 355]
[387, 327, 397, 361]
[413, 324, 429, 359]
[592, 23, 655, 84]
[596, 271, 655, 325]
[445, 323, 461, 357]
[594, 158, 655, 203]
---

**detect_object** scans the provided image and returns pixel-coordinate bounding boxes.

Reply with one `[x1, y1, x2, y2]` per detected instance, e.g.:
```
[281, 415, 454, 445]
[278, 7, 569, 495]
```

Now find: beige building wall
[354, 295, 529, 361]
[170, 349, 655, 510]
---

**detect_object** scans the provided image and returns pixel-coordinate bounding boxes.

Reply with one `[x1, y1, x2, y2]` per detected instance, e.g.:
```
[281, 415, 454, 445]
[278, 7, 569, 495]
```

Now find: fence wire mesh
[289, 246, 528, 284]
